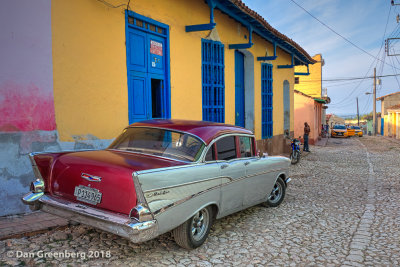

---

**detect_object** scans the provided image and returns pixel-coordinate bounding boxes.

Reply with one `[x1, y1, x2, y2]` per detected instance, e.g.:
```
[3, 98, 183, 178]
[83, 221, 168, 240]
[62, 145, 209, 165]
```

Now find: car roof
[128, 119, 254, 145]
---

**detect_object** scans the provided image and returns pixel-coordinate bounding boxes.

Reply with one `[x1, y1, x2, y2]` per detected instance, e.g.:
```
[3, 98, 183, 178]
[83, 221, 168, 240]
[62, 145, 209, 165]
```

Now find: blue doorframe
[235, 50, 245, 127]
[125, 11, 171, 124]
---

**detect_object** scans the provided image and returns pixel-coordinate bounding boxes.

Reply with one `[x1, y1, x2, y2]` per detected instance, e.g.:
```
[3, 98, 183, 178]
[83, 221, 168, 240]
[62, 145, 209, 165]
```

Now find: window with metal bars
[202, 39, 225, 123]
[262, 63, 273, 139]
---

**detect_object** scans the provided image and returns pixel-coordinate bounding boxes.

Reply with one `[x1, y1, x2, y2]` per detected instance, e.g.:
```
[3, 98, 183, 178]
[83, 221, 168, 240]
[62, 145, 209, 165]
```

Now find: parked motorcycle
[290, 137, 301, 164]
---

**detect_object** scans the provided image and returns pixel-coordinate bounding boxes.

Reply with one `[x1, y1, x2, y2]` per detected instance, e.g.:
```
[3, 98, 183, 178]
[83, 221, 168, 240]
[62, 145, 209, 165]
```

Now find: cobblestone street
[1, 136, 399, 266]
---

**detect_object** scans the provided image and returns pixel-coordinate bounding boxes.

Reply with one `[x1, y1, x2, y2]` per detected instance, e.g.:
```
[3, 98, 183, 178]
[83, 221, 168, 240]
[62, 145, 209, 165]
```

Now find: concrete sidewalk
[0, 211, 68, 240]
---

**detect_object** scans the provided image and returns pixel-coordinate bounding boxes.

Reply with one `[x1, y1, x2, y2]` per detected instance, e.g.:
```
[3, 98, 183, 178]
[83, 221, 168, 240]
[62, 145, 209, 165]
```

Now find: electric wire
[327, 4, 393, 109]
[289, 0, 400, 71]
[96, 0, 126, 8]
[298, 73, 400, 83]
[388, 53, 400, 88]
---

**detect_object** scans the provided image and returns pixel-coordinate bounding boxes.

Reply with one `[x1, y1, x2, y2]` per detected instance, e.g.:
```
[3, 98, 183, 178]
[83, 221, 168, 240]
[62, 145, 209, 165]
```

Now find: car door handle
[220, 164, 229, 169]
[244, 161, 250, 166]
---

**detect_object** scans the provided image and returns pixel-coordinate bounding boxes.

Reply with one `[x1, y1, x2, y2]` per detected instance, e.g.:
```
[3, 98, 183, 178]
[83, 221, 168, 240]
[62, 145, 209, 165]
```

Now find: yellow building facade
[51, 0, 315, 154]
[294, 54, 323, 98]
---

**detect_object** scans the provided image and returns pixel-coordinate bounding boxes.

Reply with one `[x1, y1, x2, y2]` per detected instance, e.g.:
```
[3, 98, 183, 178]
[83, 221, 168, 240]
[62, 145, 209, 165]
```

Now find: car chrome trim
[22, 192, 44, 205]
[81, 173, 102, 182]
[21, 193, 158, 243]
[150, 168, 285, 216]
[29, 153, 44, 181]
[143, 176, 231, 193]
[200, 133, 256, 163]
[221, 168, 285, 187]
[132, 172, 155, 220]
[152, 183, 222, 215]
[31, 179, 45, 193]
[129, 204, 154, 222]
[107, 149, 192, 164]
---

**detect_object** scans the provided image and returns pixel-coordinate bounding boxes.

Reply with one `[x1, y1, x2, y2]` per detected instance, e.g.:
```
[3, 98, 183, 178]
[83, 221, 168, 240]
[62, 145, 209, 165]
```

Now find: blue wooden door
[235, 50, 245, 127]
[126, 12, 170, 124]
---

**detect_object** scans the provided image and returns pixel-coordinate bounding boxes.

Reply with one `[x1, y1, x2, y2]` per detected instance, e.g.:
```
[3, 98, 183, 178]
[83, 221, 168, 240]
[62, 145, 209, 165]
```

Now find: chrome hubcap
[191, 208, 210, 241]
[268, 182, 282, 203]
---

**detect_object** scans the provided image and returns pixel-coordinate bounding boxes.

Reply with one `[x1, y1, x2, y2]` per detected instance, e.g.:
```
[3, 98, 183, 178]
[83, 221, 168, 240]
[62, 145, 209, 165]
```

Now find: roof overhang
[215, 0, 316, 66]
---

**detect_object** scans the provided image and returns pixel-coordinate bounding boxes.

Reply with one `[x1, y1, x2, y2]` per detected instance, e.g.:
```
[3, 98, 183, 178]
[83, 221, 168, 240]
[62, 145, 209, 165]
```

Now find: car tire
[290, 151, 299, 164]
[262, 177, 286, 207]
[173, 206, 213, 249]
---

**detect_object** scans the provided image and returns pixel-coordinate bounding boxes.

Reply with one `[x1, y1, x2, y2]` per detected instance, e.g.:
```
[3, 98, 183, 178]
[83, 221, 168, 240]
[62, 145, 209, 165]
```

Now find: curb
[0, 211, 69, 241]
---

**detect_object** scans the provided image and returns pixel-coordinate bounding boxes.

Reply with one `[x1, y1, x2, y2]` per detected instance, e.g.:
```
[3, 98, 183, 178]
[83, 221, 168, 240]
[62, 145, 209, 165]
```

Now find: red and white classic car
[22, 120, 291, 249]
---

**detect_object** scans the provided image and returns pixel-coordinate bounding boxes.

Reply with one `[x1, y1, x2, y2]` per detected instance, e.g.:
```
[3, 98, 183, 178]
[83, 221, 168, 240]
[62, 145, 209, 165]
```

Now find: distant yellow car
[346, 126, 355, 137]
[350, 125, 363, 137]
[331, 125, 348, 138]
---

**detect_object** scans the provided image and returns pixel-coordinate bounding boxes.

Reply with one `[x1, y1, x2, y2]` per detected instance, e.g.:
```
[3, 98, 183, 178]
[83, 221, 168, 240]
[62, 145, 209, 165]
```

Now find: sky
[242, 0, 400, 117]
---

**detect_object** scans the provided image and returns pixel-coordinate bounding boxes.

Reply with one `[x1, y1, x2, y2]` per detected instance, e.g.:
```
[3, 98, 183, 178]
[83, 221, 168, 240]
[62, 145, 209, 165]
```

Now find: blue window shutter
[202, 39, 225, 123]
[262, 63, 273, 139]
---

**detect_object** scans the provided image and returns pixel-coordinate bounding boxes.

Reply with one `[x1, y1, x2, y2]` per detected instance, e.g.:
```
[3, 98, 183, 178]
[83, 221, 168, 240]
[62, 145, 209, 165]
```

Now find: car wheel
[173, 206, 213, 249]
[262, 177, 286, 207]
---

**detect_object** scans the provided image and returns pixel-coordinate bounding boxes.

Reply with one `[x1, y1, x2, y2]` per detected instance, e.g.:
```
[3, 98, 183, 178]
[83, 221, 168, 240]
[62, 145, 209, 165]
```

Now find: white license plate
[74, 185, 102, 205]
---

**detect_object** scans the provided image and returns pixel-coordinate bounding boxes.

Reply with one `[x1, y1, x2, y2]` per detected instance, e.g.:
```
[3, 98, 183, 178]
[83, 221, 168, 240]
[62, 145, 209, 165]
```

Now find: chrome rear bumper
[21, 192, 158, 243]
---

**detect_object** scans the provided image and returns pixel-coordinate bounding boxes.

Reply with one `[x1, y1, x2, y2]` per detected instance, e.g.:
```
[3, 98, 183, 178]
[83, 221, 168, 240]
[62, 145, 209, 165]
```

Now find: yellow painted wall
[294, 54, 322, 98]
[52, 0, 296, 141]
[52, 0, 128, 141]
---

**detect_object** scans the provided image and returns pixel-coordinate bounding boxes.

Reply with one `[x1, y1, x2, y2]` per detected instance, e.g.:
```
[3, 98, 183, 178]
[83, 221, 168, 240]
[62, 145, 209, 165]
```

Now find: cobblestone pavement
[1, 136, 399, 266]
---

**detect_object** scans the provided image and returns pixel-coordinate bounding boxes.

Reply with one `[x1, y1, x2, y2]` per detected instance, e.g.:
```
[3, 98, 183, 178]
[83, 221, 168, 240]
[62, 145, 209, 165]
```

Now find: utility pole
[356, 97, 360, 126]
[373, 67, 377, 135]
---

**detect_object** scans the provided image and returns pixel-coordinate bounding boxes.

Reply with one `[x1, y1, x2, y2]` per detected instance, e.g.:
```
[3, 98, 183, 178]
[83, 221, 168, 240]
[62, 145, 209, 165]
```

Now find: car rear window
[109, 127, 205, 162]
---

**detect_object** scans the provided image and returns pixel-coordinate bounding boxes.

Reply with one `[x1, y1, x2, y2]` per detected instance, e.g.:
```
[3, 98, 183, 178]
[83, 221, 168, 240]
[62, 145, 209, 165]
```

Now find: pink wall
[294, 92, 320, 145]
[0, 0, 55, 132]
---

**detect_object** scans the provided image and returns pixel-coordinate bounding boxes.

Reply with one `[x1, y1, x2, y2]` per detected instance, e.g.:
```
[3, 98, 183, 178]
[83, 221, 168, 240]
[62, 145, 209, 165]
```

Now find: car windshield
[333, 125, 346, 129]
[108, 127, 205, 162]
[354, 126, 360, 130]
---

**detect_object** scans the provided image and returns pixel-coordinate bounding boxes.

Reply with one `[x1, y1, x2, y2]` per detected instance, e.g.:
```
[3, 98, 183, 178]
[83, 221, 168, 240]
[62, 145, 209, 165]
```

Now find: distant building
[377, 91, 400, 136]
[387, 104, 400, 139]
[294, 54, 329, 143]
[327, 114, 345, 129]
[293, 90, 324, 144]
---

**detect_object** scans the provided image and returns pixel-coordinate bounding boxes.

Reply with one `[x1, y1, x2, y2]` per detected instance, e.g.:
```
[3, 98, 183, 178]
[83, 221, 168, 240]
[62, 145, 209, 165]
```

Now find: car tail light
[129, 205, 153, 222]
[30, 179, 44, 193]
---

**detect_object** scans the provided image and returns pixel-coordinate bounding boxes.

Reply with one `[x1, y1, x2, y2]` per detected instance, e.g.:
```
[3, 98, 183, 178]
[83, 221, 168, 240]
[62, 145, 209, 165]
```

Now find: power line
[299, 73, 400, 83]
[328, 4, 392, 108]
[290, 0, 400, 71]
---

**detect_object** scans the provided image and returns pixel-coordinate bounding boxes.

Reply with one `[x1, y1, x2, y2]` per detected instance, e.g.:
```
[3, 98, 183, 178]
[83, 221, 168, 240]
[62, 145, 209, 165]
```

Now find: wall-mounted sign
[150, 40, 163, 56]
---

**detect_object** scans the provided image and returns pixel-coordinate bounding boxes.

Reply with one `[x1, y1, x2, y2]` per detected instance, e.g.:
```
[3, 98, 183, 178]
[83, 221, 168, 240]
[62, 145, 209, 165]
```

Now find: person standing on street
[304, 122, 310, 152]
